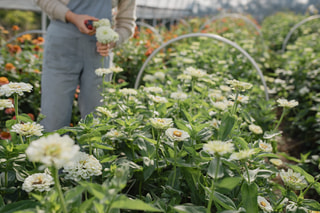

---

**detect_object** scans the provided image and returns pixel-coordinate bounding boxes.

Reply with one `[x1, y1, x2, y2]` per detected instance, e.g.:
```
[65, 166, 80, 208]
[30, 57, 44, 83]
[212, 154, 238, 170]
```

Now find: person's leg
[78, 38, 111, 118]
[41, 35, 83, 132]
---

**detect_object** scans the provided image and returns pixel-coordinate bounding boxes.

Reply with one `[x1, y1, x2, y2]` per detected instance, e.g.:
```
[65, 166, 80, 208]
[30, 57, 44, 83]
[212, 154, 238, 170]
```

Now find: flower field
[0, 12, 320, 213]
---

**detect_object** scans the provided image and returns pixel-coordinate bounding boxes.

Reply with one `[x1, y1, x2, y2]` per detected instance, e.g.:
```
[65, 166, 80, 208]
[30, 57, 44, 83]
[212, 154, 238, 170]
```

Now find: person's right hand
[65, 10, 98, 35]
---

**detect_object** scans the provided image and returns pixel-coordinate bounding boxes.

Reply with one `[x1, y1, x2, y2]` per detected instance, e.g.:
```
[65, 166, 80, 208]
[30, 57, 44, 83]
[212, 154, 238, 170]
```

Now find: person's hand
[96, 42, 116, 57]
[65, 10, 98, 35]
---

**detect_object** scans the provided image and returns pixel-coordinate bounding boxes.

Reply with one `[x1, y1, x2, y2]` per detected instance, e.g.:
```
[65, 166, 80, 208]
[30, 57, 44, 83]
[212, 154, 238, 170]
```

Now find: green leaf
[207, 158, 224, 179]
[182, 109, 193, 123]
[279, 152, 301, 163]
[93, 201, 104, 213]
[218, 112, 236, 140]
[216, 177, 242, 191]
[314, 182, 320, 195]
[79, 197, 95, 213]
[301, 199, 320, 211]
[139, 135, 157, 145]
[111, 195, 163, 212]
[213, 191, 236, 210]
[241, 182, 258, 212]
[100, 155, 118, 163]
[65, 185, 85, 204]
[0, 196, 4, 208]
[233, 137, 248, 150]
[174, 204, 206, 213]
[0, 200, 38, 213]
[93, 143, 114, 150]
[288, 165, 314, 183]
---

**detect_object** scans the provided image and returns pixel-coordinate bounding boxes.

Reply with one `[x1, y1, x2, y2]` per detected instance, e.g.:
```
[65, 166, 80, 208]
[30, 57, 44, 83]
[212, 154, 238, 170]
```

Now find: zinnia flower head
[212, 101, 229, 111]
[229, 94, 249, 104]
[203, 140, 234, 156]
[184, 66, 207, 78]
[105, 129, 124, 140]
[150, 118, 173, 130]
[170, 91, 188, 101]
[93, 18, 111, 28]
[96, 26, 119, 44]
[249, 124, 263, 134]
[63, 152, 102, 181]
[257, 196, 273, 213]
[0, 99, 13, 110]
[154, 72, 166, 81]
[25, 133, 80, 169]
[270, 159, 283, 166]
[165, 128, 190, 141]
[277, 98, 299, 108]
[148, 94, 168, 103]
[0, 82, 33, 96]
[230, 149, 256, 160]
[226, 79, 252, 91]
[22, 173, 54, 193]
[96, 106, 116, 118]
[279, 169, 308, 190]
[143, 86, 163, 94]
[95, 68, 113, 76]
[11, 122, 44, 137]
[110, 66, 124, 73]
[119, 88, 138, 96]
[257, 140, 272, 152]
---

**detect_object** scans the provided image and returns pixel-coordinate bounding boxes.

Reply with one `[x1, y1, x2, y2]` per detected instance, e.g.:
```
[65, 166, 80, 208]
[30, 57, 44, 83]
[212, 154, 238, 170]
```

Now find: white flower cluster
[165, 128, 190, 142]
[230, 149, 256, 160]
[0, 82, 33, 96]
[26, 133, 80, 169]
[143, 86, 163, 94]
[63, 152, 102, 181]
[11, 122, 44, 137]
[249, 124, 263, 135]
[183, 66, 207, 78]
[0, 99, 13, 110]
[95, 18, 119, 44]
[203, 140, 234, 156]
[170, 91, 188, 101]
[22, 173, 54, 192]
[279, 169, 308, 190]
[226, 79, 252, 91]
[148, 94, 168, 103]
[119, 88, 138, 96]
[277, 98, 299, 108]
[95, 68, 113, 76]
[150, 118, 173, 130]
[96, 106, 116, 118]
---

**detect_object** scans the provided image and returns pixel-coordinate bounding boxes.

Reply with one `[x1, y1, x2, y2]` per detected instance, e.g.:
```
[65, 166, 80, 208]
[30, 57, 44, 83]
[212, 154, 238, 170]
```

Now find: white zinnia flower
[96, 26, 119, 44]
[143, 86, 163, 94]
[150, 118, 173, 130]
[119, 88, 138, 96]
[258, 140, 272, 152]
[154, 72, 166, 81]
[105, 129, 124, 140]
[208, 119, 221, 129]
[269, 159, 283, 166]
[230, 149, 256, 160]
[219, 85, 231, 92]
[229, 94, 249, 104]
[11, 122, 44, 137]
[184, 66, 207, 78]
[165, 128, 190, 142]
[0, 99, 13, 110]
[226, 79, 252, 91]
[257, 196, 273, 213]
[203, 140, 234, 156]
[279, 169, 308, 190]
[110, 66, 123, 73]
[143, 74, 156, 82]
[277, 98, 299, 108]
[212, 101, 229, 111]
[25, 133, 80, 169]
[1, 82, 33, 96]
[22, 173, 54, 193]
[63, 152, 102, 181]
[95, 68, 113, 76]
[93, 18, 111, 28]
[249, 124, 263, 134]
[177, 74, 192, 81]
[170, 91, 188, 101]
[148, 94, 168, 103]
[96, 106, 115, 118]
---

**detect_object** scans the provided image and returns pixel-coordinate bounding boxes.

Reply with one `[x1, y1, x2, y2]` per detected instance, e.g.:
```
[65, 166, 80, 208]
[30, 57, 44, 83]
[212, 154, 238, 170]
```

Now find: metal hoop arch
[281, 15, 320, 53]
[135, 21, 163, 44]
[0, 30, 46, 50]
[134, 33, 269, 100]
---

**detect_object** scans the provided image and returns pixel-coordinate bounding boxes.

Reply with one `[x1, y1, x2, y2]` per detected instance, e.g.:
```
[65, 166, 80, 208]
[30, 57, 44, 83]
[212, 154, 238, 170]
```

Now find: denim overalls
[41, 0, 112, 131]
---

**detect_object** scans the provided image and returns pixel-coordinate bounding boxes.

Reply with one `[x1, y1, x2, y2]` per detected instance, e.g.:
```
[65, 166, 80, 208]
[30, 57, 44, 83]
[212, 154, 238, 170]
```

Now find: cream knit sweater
[35, 0, 136, 45]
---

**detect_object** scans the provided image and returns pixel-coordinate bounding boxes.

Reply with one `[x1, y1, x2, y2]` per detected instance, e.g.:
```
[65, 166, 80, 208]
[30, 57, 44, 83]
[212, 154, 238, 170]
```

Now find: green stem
[14, 93, 20, 124]
[4, 170, 8, 187]
[244, 162, 251, 183]
[206, 156, 220, 213]
[274, 108, 287, 131]
[156, 130, 162, 171]
[171, 141, 177, 187]
[52, 167, 68, 213]
[231, 91, 239, 115]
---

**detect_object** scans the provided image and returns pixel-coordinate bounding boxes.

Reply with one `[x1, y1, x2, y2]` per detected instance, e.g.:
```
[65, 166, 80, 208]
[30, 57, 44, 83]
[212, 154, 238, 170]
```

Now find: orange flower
[33, 45, 43, 52]
[0, 131, 11, 140]
[5, 107, 15, 114]
[4, 63, 15, 71]
[12, 25, 20, 31]
[27, 113, 35, 121]
[145, 48, 154, 56]
[33, 69, 41, 73]
[32, 36, 45, 45]
[17, 37, 24, 43]
[13, 45, 22, 53]
[0, 77, 9, 85]
[22, 34, 32, 41]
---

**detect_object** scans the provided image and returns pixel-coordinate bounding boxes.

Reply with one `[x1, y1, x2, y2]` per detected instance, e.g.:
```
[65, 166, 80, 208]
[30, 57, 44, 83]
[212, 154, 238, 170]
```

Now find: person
[35, 0, 136, 132]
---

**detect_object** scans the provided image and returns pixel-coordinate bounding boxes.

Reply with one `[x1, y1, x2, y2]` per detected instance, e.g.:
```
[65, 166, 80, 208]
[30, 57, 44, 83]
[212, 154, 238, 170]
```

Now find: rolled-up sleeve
[114, 0, 137, 46]
[35, 0, 69, 22]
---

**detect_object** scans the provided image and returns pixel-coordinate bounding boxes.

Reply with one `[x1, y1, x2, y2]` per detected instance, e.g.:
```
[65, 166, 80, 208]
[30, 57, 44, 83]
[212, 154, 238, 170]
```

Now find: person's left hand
[96, 42, 115, 56]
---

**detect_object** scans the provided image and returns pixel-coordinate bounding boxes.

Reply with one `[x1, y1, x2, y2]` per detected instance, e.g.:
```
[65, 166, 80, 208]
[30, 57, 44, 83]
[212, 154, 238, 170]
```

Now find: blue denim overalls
[41, 0, 112, 131]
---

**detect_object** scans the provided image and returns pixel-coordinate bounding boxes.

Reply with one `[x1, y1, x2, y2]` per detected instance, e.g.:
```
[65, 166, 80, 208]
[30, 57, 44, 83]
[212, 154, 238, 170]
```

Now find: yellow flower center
[289, 176, 298, 182]
[45, 145, 61, 157]
[173, 130, 182, 137]
[260, 201, 267, 207]
[157, 119, 165, 123]
[32, 177, 43, 185]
